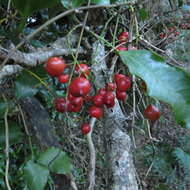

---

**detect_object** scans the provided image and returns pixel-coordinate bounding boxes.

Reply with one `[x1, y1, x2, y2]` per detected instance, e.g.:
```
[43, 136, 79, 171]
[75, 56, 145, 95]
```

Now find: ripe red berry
[93, 94, 104, 107]
[116, 91, 127, 102]
[89, 106, 103, 119]
[114, 74, 126, 84]
[98, 88, 107, 96]
[45, 57, 66, 76]
[81, 123, 91, 135]
[106, 82, 116, 91]
[116, 77, 131, 92]
[118, 31, 129, 43]
[116, 45, 128, 51]
[58, 74, 69, 83]
[67, 102, 82, 112]
[144, 105, 161, 121]
[69, 77, 91, 97]
[68, 94, 83, 107]
[104, 92, 115, 105]
[75, 63, 90, 77]
[159, 33, 167, 39]
[54, 97, 67, 112]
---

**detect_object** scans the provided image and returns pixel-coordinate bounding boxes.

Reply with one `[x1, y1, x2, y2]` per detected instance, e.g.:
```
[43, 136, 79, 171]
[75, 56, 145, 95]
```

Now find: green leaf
[37, 147, 72, 174]
[60, 0, 85, 8]
[91, 0, 110, 5]
[139, 8, 149, 21]
[24, 160, 49, 190]
[0, 100, 8, 118]
[0, 122, 23, 146]
[12, 0, 59, 16]
[119, 50, 190, 128]
[15, 70, 40, 99]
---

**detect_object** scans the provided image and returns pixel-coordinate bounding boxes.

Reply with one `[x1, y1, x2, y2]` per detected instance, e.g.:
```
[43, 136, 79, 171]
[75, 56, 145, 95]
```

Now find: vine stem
[1, 2, 134, 69]
[87, 117, 96, 190]
[4, 106, 12, 190]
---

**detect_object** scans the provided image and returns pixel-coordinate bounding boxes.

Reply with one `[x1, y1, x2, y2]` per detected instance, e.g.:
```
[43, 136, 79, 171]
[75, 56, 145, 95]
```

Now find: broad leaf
[60, 0, 85, 8]
[24, 160, 49, 190]
[37, 147, 72, 174]
[0, 122, 23, 146]
[119, 50, 190, 128]
[15, 70, 41, 99]
[12, 0, 59, 16]
[91, 0, 110, 5]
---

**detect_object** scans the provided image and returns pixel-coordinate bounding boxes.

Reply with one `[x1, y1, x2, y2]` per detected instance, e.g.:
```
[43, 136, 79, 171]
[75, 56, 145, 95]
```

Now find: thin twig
[4, 104, 12, 190]
[87, 117, 96, 190]
[1, 2, 133, 68]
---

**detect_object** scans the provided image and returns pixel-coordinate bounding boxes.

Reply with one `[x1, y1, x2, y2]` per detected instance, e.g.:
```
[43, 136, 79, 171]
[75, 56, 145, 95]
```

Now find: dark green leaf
[60, 0, 85, 8]
[37, 147, 72, 174]
[24, 160, 49, 190]
[0, 122, 23, 146]
[12, 0, 59, 16]
[15, 70, 40, 99]
[119, 50, 190, 128]
[0, 100, 8, 118]
[139, 8, 149, 21]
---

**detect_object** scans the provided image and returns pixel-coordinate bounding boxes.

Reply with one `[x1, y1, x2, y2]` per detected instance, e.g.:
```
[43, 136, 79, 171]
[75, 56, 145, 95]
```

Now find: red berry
[141, 81, 147, 92]
[45, 57, 66, 76]
[58, 74, 69, 83]
[68, 94, 83, 107]
[104, 92, 115, 105]
[93, 94, 104, 107]
[159, 33, 167, 39]
[116, 77, 131, 92]
[144, 105, 161, 121]
[54, 97, 67, 112]
[75, 63, 90, 77]
[67, 102, 82, 112]
[114, 74, 126, 84]
[89, 106, 103, 119]
[116, 45, 128, 51]
[105, 100, 115, 108]
[81, 123, 91, 135]
[118, 31, 129, 43]
[106, 82, 116, 91]
[116, 91, 127, 102]
[98, 88, 107, 96]
[69, 77, 91, 97]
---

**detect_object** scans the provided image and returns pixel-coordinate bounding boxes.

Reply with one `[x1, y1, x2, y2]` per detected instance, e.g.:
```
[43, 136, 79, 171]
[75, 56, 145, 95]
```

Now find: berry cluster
[159, 26, 180, 39]
[44, 56, 161, 136]
[116, 31, 137, 51]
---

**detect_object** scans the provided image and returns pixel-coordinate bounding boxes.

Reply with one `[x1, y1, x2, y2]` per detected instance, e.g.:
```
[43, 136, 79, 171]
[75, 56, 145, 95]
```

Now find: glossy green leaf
[119, 50, 190, 128]
[0, 100, 8, 118]
[15, 70, 41, 99]
[37, 147, 72, 174]
[0, 122, 23, 146]
[139, 8, 149, 21]
[24, 160, 49, 190]
[60, 0, 85, 8]
[12, 0, 59, 16]
[91, 0, 110, 5]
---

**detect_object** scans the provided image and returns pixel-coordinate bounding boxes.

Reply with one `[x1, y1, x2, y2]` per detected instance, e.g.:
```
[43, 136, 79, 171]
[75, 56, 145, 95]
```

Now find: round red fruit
[116, 45, 128, 51]
[98, 88, 107, 96]
[67, 102, 82, 112]
[69, 77, 91, 97]
[116, 77, 131, 92]
[68, 94, 83, 107]
[81, 123, 91, 135]
[116, 91, 127, 102]
[54, 97, 67, 112]
[89, 106, 103, 119]
[104, 91, 115, 105]
[118, 31, 129, 43]
[106, 82, 116, 91]
[114, 73, 126, 83]
[45, 57, 66, 76]
[144, 105, 161, 121]
[58, 74, 69, 83]
[75, 63, 90, 77]
[93, 94, 104, 107]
